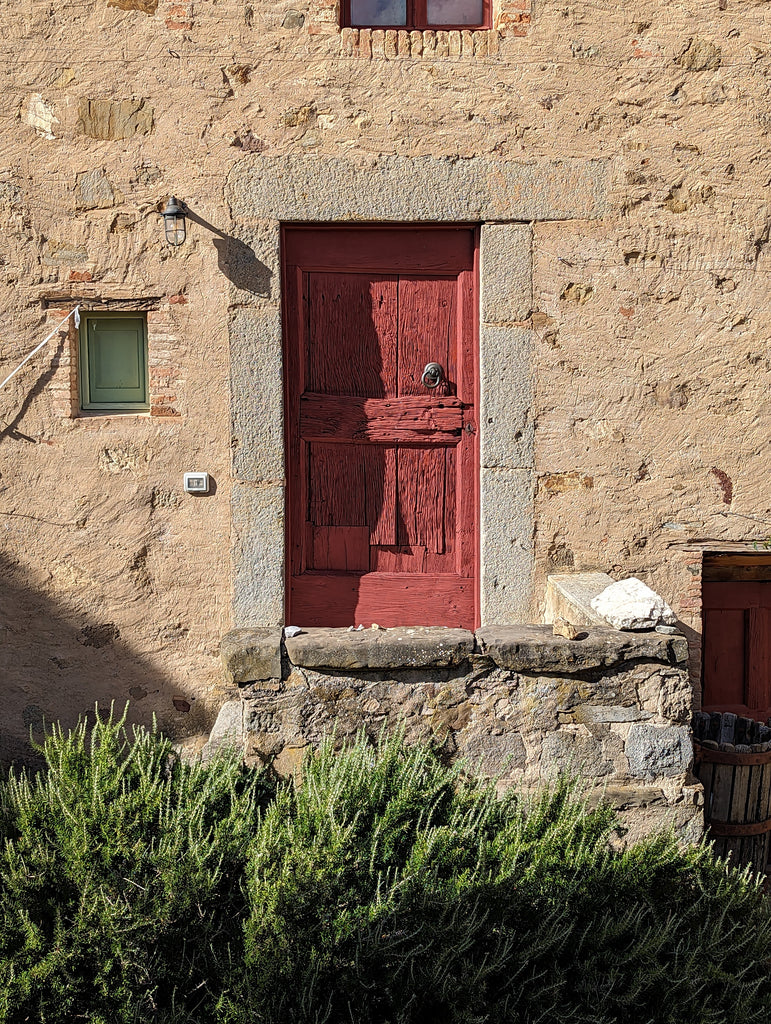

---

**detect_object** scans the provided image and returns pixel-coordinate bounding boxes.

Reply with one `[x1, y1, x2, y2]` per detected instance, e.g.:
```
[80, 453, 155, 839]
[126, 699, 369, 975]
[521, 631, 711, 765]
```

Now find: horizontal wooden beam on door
[284, 226, 475, 273]
[289, 571, 475, 628]
[703, 554, 771, 582]
[300, 393, 467, 443]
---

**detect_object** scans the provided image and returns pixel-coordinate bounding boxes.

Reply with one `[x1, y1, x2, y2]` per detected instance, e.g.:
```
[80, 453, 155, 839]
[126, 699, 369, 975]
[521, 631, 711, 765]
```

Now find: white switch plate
[183, 472, 210, 494]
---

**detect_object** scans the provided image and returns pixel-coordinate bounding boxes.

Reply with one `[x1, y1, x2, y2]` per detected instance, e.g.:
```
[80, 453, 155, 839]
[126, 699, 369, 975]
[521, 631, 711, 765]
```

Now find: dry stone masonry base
[210, 624, 703, 844]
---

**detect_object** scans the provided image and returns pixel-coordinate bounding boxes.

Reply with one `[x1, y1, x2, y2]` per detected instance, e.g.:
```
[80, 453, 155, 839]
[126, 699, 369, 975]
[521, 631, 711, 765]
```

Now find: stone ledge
[285, 626, 475, 670]
[221, 627, 283, 683]
[476, 625, 688, 673]
[222, 622, 688, 682]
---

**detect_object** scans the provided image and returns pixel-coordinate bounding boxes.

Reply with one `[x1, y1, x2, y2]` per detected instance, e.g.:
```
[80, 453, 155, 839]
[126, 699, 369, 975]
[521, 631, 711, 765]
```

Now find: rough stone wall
[1, 2, 770, 757]
[213, 625, 703, 844]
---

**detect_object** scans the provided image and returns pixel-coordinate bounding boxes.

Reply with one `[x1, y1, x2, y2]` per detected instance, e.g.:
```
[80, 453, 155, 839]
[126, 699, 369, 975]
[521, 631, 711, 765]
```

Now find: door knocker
[421, 362, 444, 389]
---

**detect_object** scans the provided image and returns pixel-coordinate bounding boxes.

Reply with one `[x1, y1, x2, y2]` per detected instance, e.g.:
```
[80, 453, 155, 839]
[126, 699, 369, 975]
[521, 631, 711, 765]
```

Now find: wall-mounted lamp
[162, 196, 186, 246]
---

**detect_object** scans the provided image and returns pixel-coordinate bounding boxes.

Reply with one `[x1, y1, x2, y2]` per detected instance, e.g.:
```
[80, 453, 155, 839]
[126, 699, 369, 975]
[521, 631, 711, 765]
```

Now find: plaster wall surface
[1, 1, 770, 758]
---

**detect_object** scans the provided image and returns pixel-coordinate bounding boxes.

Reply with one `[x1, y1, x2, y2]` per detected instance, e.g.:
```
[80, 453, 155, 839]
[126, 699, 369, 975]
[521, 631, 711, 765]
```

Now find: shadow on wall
[0, 335, 64, 446]
[0, 549, 205, 769]
[182, 207, 273, 297]
[212, 235, 272, 296]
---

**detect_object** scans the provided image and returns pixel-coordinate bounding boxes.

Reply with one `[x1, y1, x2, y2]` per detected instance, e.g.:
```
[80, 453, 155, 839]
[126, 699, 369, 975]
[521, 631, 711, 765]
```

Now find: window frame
[342, 0, 492, 31]
[79, 311, 150, 412]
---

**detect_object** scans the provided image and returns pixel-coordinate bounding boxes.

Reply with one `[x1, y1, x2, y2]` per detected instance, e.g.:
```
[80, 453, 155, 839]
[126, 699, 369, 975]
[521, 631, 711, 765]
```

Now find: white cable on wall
[0, 306, 80, 392]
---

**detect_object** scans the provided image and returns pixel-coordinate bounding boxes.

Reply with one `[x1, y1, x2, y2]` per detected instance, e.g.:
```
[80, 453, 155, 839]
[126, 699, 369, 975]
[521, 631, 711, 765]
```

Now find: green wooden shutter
[83, 316, 148, 407]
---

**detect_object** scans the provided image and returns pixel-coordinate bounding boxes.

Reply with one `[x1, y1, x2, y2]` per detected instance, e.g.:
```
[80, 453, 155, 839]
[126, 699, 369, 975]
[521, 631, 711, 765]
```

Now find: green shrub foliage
[0, 709, 270, 1024]
[1, 715, 770, 1024]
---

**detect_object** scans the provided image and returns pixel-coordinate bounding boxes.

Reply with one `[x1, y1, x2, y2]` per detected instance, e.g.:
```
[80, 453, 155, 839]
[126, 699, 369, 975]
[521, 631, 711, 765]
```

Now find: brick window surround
[342, 0, 492, 31]
[44, 296, 185, 420]
[333, 0, 531, 56]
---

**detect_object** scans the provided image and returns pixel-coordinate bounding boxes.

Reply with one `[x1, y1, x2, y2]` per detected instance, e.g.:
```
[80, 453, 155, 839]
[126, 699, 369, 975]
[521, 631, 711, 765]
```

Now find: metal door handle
[421, 362, 444, 389]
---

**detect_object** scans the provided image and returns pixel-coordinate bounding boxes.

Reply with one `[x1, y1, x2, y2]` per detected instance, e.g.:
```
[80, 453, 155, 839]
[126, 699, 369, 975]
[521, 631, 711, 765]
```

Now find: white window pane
[427, 0, 483, 24]
[350, 0, 407, 25]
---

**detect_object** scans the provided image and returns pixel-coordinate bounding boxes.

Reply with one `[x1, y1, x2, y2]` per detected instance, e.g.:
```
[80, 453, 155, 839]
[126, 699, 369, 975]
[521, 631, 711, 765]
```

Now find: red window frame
[342, 0, 492, 31]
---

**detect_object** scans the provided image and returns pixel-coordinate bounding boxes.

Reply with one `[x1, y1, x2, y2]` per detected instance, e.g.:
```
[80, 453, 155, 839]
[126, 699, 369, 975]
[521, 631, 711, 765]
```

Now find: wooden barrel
[693, 712, 771, 873]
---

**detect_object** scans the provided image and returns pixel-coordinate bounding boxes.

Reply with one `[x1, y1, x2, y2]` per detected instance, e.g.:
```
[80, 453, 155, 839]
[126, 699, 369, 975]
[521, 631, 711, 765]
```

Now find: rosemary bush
[0, 710, 269, 1024]
[1, 716, 769, 1024]
[222, 735, 771, 1024]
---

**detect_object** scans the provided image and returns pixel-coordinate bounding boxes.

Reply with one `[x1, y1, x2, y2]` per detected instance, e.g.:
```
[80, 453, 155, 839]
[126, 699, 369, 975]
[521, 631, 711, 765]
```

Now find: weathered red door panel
[702, 581, 771, 719]
[747, 606, 771, 715]
[283, 226, 478, 629]
[702, 607, 746, 709]
[289, 573, 476, 630]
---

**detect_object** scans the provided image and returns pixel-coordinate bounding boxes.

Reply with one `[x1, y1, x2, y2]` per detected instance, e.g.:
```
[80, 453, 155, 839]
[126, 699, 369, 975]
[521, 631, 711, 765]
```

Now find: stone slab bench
[221, 623, 688, 684]
[286, 626, 475, 671]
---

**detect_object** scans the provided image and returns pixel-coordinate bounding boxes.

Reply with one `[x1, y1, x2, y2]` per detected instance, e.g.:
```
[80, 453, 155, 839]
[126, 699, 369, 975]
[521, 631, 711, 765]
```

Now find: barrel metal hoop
[694, 744, 771, 766]
[708, 818, 771, 838]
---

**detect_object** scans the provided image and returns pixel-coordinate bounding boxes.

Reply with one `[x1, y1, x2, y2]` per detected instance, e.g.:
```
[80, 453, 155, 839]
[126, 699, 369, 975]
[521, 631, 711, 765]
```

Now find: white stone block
[590, 577, 676, 631]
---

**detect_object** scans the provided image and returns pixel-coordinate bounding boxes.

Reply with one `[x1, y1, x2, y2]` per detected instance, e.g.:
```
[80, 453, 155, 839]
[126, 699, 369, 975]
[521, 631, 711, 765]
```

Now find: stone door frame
[226, 154, 608, 627]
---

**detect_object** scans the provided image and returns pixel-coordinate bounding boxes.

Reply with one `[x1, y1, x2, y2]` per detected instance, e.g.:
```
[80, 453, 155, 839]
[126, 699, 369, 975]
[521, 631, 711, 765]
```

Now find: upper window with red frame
[344, 0, 491, 30]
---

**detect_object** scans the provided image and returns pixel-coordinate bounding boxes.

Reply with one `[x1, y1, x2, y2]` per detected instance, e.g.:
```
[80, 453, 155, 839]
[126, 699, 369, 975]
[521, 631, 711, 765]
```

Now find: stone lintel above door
[227, 154, 609, 225]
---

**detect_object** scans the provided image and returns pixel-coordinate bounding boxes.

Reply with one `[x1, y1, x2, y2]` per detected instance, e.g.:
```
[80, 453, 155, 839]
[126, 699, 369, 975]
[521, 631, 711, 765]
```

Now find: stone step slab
[476, 624, 688, 674]
[284, 625, 475, 671]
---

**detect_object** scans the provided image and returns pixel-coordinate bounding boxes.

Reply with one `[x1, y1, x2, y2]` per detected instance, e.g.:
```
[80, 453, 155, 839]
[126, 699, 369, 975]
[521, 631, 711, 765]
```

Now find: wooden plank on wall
[747, 607, 771, 713]
[702, 608, 746, 709]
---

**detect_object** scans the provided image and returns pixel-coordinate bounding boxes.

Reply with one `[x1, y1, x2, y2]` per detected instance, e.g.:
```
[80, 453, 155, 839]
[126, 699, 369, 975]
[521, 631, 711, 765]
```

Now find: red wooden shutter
[702, 581, 771, 719]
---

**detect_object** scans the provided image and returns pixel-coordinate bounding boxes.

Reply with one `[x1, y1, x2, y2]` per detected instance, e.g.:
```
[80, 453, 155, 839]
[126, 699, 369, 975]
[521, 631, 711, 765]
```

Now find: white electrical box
[183, 472, 210, 494]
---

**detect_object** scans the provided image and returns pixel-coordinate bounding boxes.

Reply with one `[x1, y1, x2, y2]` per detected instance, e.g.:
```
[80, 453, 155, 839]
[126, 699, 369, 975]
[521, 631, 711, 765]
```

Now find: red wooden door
[283, 226, 478, 628]
[702, 581, 771, 720]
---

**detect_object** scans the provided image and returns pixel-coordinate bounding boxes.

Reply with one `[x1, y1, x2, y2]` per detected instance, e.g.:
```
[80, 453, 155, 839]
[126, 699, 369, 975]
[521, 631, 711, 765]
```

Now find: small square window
[79, 313, 149, 411]
[344, 0, 489, 29]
